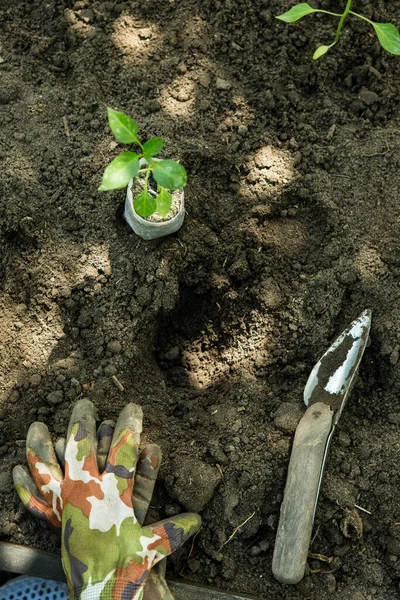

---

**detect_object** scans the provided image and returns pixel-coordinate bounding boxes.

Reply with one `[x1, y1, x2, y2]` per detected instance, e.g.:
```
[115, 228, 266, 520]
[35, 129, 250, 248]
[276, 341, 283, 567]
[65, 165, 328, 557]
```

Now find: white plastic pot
[125, 185, 185, 240]
[124, 158, 185, 240]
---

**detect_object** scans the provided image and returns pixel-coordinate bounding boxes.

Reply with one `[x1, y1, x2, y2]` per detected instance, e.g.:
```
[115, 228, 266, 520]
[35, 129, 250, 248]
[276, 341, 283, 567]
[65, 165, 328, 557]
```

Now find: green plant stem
[144, 166, 151, 194]
[335, 0, 353, 42]
[349, 10, 374, 26]
[314, 9, 342, 17]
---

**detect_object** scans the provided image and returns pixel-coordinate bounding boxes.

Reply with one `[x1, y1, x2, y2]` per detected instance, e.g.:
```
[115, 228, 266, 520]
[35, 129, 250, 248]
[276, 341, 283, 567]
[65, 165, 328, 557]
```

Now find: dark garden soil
[1, 0, 400, 598]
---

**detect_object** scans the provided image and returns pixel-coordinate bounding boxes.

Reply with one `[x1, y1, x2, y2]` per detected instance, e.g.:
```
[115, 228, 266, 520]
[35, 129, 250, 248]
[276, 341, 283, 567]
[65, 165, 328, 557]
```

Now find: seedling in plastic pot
[276, 1, 400, 59]
[99, 108, 187, 219]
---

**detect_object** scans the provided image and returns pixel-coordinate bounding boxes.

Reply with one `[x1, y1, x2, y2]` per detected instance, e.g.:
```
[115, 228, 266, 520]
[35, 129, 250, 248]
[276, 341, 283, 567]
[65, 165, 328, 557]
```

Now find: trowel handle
[272, 402, 333, 585]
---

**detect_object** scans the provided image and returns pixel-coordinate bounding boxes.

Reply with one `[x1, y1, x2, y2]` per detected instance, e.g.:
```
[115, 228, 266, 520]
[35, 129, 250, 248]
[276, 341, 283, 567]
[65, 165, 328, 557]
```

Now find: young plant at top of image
[276, 1, 400, 59]
[99, 108, 187, 219]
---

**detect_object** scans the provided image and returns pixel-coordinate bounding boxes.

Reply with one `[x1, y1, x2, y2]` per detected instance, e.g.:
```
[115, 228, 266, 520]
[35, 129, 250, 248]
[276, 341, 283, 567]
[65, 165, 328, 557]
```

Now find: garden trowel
[272, 309, 372, 585]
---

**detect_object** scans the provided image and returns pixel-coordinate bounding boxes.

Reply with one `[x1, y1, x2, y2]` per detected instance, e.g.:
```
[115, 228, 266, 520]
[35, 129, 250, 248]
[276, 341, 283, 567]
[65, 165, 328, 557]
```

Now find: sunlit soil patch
[111, 15, 162, 66]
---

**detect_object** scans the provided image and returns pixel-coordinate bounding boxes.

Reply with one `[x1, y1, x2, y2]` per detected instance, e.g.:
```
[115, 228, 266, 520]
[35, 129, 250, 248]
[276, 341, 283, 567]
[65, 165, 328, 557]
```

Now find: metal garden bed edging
[0, 542, 262, 600]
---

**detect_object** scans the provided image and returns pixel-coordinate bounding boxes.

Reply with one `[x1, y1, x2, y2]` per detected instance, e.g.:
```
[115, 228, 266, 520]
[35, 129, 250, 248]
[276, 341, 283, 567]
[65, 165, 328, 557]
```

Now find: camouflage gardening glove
[14, 416, 175, 600]
[92, 421, 174, 600]
[79, 417, 174, 600]
[13, 399, 201, 600]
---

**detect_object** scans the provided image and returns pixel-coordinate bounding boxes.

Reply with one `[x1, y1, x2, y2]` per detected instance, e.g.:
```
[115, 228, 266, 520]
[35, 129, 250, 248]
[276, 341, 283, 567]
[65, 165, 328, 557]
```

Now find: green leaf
[143, 137, 164, 156]
[313, 42, 336, 59]
[153, 160, 187, 190]
[98, 152, 140, 190]
[134, 190, 157, 218]
[107, 107, 139, 144]
[276, 3, 318, 23]
[371, 22, 400, 55]
[143, 154, 154, 164]
[156, 187, 173, 218]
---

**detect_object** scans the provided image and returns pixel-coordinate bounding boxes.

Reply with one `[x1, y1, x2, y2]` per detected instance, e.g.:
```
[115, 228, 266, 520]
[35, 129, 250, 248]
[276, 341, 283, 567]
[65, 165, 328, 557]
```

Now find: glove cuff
[71, 580, 144, 600]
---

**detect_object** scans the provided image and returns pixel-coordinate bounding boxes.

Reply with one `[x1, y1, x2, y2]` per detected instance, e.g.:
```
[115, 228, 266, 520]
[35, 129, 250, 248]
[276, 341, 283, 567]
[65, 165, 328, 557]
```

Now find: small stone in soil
[77, 309, 92, 329]
[208, 439, 229, 465]
[46, 390, 64, 405]
[198, 73, 211, 88]
[324, 573, 336, 593]
[146, 100, 160, 113]
[164, 502, 181, 517]
[199, 99, 211, 111]
[9, 390, 20, 403]
[338, 431, 351, 447]
[30, 374, 42, 387]
[229, 256, 251, 281]
[188, 558, 201, 573]
[165, 346, 180, 361]
[274, 403, 303, 433]
[216, 77, 232, 90]
[107, 340, 122, 355]
[104, 363, 117, 376]
[359, 88, 380, 106]
[162, 456, 221, 513]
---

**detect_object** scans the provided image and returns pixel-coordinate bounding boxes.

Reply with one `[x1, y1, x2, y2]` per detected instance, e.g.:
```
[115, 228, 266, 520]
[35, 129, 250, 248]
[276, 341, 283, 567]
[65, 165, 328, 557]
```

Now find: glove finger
[143, 560, 174, 600]
[65, 398, 98, 478]
[56, 419, 116, 474]
[25, 422, 63, 513]
[149, 513, 202, 561]
[96, 419, 115, 472]
[104, 403, 142, 484]
[55, 438, 66, 471]
[132, 444, 162, 526]
[13, 464, 62, 527]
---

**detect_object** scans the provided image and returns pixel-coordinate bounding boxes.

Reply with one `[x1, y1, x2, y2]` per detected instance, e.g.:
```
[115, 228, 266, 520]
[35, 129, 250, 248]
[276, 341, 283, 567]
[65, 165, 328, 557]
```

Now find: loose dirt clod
[340, 508, 364, 539]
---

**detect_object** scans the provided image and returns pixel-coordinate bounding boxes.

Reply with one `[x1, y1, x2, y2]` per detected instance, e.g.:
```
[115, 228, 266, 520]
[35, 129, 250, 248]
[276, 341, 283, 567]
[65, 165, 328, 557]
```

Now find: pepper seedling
[276, 1, 400, 59]
[99, 108, 187, 218]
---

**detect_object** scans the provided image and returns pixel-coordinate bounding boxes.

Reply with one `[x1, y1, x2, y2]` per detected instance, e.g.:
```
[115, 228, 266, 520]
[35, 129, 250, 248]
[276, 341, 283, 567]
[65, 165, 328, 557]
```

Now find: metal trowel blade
[303, 309, 372, 419]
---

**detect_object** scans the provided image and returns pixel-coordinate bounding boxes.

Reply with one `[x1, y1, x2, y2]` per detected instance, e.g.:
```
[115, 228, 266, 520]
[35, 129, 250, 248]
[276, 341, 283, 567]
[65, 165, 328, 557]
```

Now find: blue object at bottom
[0, 576, 69, 600]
